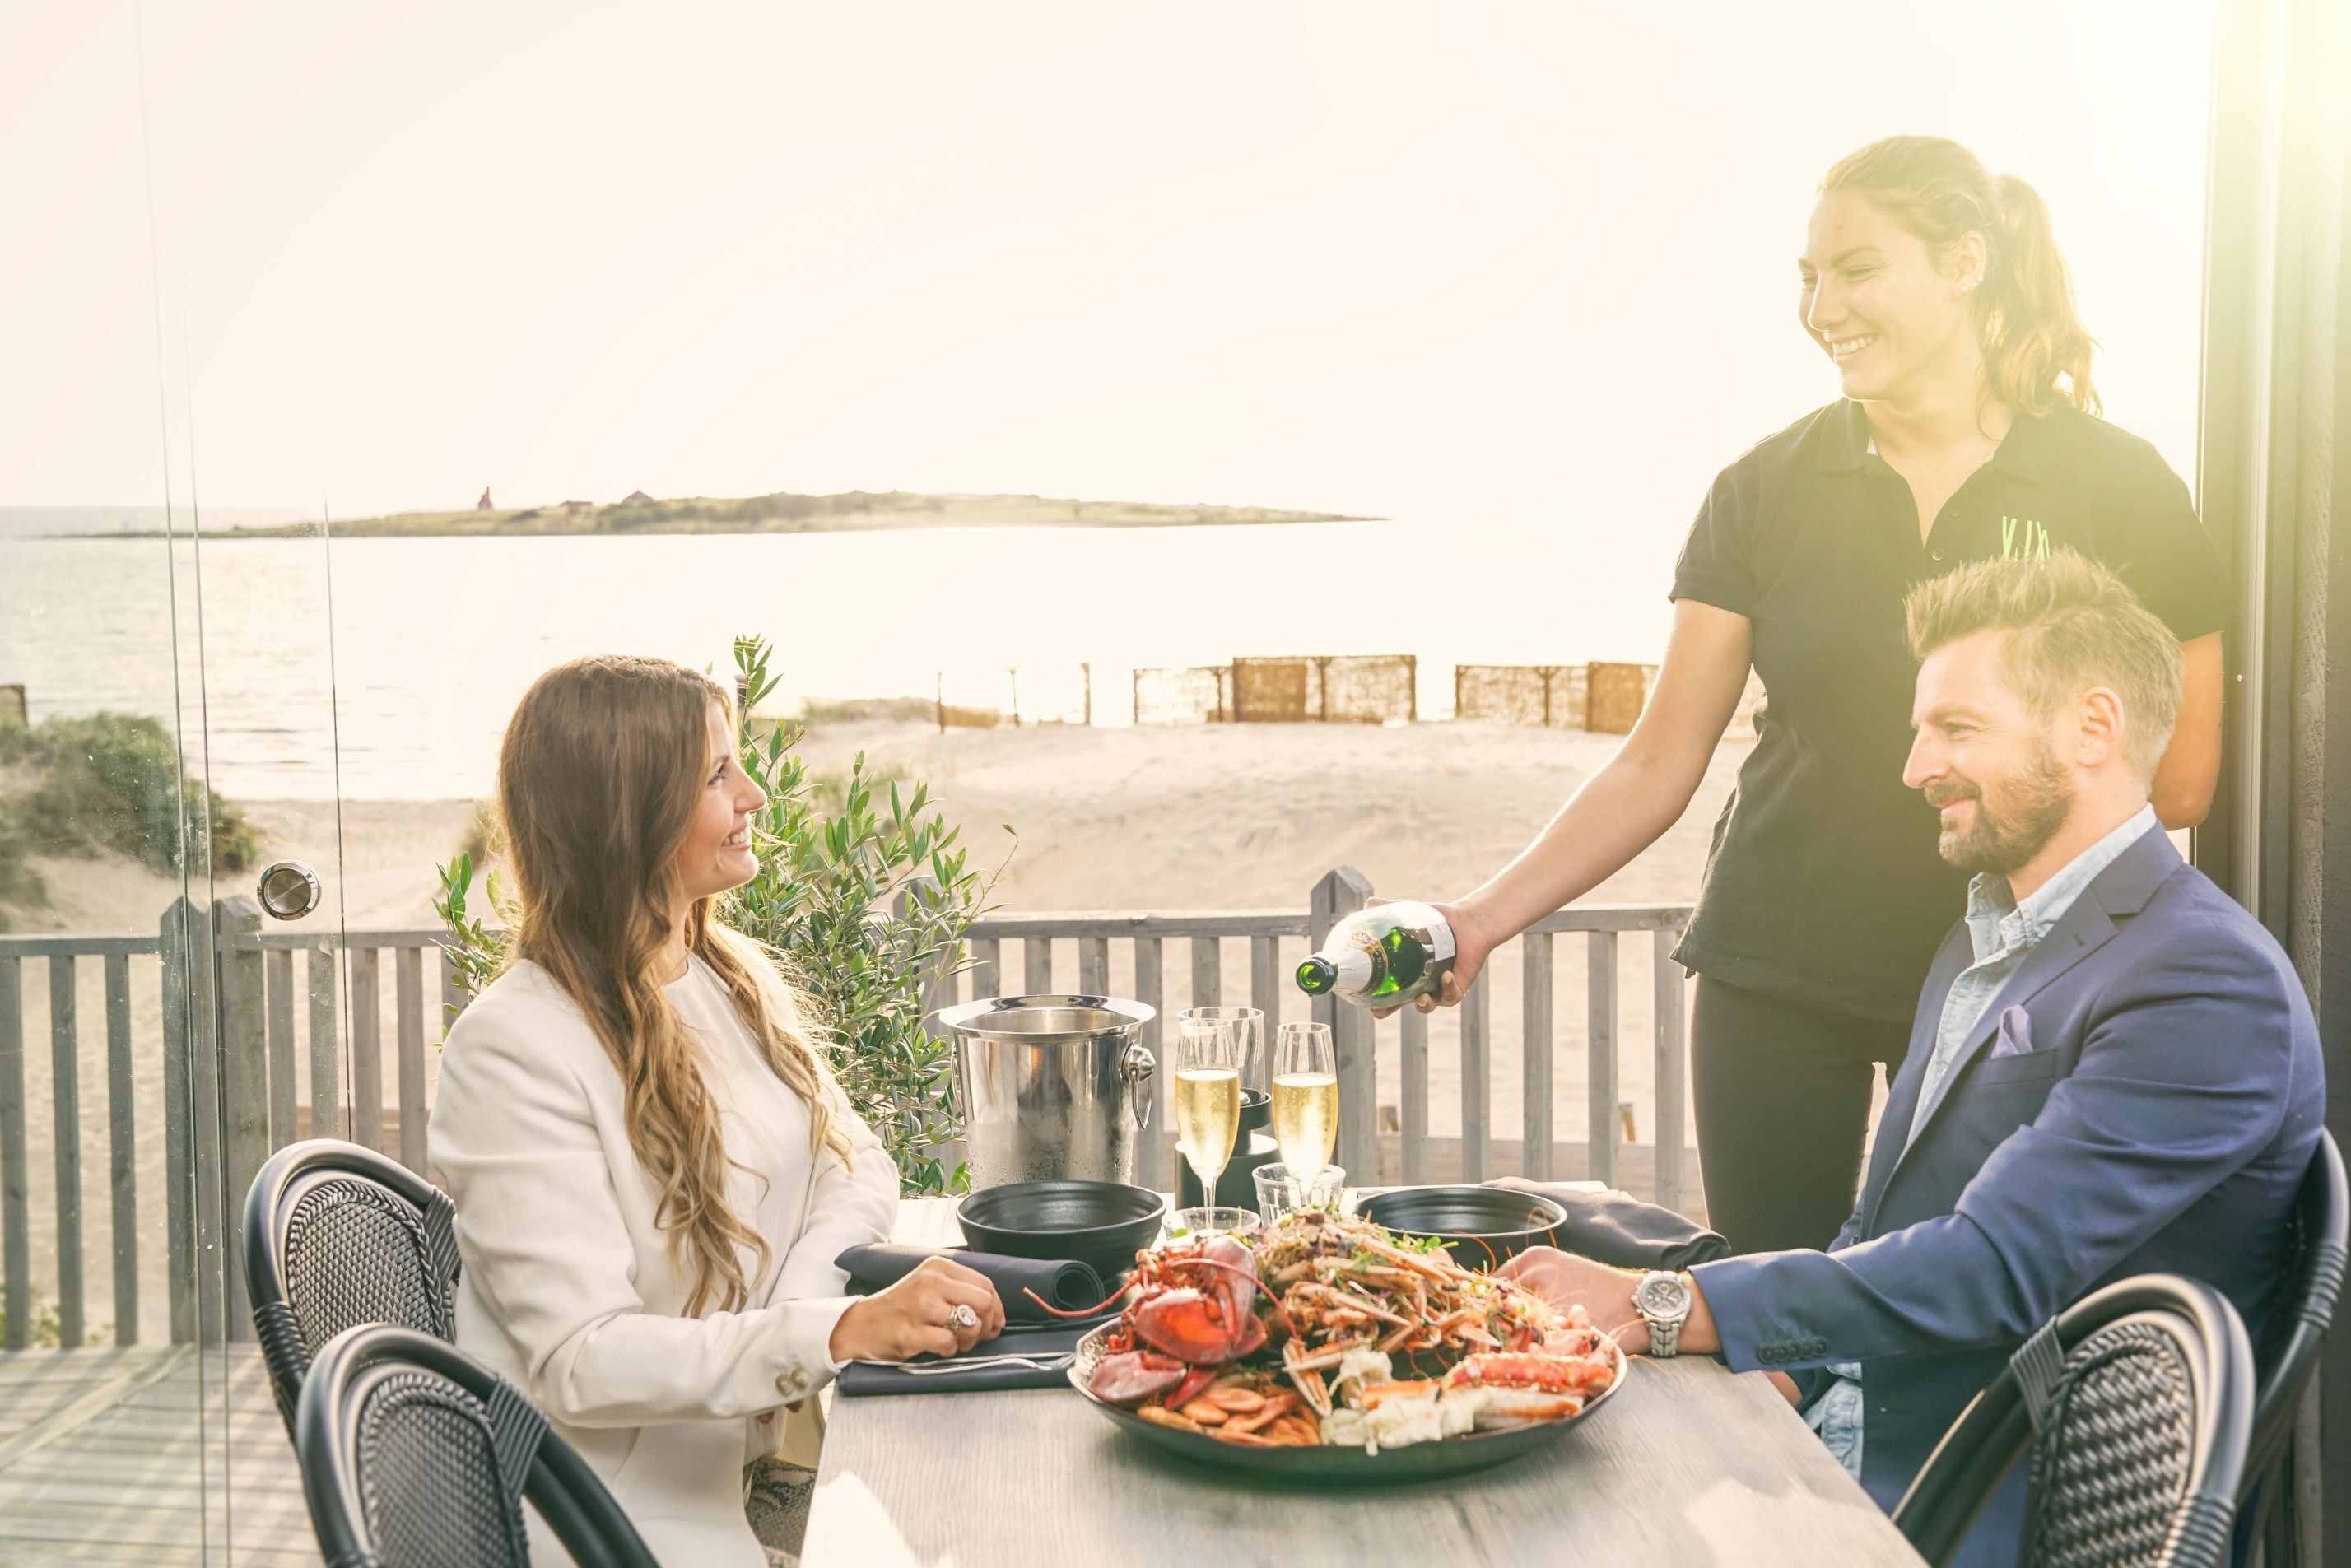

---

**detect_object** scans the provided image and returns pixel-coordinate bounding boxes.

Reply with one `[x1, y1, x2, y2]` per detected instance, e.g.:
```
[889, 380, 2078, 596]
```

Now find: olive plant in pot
[433, 635, 1006, 1196]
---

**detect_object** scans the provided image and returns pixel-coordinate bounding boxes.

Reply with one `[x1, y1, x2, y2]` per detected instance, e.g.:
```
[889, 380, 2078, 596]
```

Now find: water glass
[1253, 1164, 1350, 1221]
[1170, 1205, 1260, 1239]
[1180, 1005, 1266, 1092]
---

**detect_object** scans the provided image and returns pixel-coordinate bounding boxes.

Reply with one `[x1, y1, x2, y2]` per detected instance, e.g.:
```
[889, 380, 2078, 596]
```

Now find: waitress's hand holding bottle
[1404, 898, 1500, 1016]
[1346, 897, 1500, 1019]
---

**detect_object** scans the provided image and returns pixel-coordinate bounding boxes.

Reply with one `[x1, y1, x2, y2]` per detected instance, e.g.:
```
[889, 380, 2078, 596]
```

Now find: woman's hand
[826, 1257, 1005, 1364]
[1370, 898, 1501, 1019]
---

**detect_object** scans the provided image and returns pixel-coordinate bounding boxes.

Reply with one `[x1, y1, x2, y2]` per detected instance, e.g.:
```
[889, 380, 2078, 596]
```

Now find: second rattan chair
[298, 1322, 658, 1568]
[1892, 1273, 2255, 1568]
[2242, 1130, 2347, 1552]
[242, 1138, 463, 1431]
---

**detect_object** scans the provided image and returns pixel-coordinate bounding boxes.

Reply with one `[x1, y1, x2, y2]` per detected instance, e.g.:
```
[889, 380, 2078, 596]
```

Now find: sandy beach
[6, 719, 1809, 1339]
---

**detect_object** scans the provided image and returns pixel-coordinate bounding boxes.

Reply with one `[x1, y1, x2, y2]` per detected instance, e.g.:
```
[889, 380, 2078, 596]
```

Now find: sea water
[2, 521, 1674, 799]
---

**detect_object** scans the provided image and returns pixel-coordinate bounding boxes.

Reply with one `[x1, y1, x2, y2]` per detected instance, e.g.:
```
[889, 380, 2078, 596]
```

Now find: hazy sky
[4, 1, 2215, 568]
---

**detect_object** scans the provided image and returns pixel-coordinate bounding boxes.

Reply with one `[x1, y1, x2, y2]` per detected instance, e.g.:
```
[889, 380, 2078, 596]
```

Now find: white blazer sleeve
[431, 998, 881, 1428]
[765, 1066, 899, 1331]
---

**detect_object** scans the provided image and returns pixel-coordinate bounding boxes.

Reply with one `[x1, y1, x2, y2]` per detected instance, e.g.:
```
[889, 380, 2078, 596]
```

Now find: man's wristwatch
[1632, 1271, 1694, 1359]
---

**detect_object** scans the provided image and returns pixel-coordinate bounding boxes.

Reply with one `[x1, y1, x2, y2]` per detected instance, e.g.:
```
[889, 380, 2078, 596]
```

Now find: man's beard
[1925, 744, 2074, 877]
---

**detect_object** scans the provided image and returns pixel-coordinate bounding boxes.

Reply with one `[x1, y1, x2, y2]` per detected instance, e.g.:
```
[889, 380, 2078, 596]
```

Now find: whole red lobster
[1035, 1234, 1283, 1411]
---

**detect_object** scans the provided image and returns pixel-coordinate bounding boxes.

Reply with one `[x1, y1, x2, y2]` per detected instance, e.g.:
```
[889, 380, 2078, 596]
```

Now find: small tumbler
[1253, 1164, 1350, 1222]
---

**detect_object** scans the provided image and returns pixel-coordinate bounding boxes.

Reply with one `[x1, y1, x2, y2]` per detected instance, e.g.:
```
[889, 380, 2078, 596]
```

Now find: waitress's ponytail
[1821, 137, 2100, 417]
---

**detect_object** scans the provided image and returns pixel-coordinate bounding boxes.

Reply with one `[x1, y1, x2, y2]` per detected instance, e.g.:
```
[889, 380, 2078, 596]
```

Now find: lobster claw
[1202, 1234, 1257, 1327]
[1090, 1350, 1188, 1407]
[1132, 1288, 1241, 1365]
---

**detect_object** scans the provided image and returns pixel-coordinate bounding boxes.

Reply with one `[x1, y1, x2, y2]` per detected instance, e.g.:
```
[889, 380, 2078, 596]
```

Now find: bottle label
[1341, 928, 1390, 993]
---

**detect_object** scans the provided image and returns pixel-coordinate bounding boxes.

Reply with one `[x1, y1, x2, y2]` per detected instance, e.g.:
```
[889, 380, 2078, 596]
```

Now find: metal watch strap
[1646, 1310, 1681, 1358]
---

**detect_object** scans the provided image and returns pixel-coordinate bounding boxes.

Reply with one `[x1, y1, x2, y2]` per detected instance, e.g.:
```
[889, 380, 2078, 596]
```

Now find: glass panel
[2, 12, 367, 1560]
[133, 119, 360, 1568]
[187, 509, 356, 1562]
[0, 12, 250, 1562]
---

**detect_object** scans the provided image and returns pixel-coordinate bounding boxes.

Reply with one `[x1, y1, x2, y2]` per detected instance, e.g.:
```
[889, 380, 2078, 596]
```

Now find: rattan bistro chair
[1892, 1275, 2254, 1568]
[2242, 1131, 2347, 1549]
[299, 1324, 658, 1568]
[243, 1138, 463, 1431]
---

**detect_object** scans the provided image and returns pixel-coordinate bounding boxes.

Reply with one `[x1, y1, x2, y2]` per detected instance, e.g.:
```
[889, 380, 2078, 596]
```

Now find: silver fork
[854, 1352, 1074, 1375]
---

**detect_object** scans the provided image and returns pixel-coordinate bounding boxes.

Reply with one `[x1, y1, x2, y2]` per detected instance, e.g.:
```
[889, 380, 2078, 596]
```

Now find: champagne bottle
[1294, 902, 1457, 1007]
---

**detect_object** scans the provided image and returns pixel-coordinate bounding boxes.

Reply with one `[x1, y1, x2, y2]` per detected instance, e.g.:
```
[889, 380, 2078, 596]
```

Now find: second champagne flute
[1271, 1021, 1338, 1180]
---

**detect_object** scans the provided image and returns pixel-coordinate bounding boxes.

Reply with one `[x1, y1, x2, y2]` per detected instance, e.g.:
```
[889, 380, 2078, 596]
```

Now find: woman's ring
[948, 1304, 980, 1332]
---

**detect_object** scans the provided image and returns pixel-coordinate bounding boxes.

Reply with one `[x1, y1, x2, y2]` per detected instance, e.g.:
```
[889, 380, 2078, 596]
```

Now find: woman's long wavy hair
[496, 654, 852, 1317]
[1822, 135, 2100, 419]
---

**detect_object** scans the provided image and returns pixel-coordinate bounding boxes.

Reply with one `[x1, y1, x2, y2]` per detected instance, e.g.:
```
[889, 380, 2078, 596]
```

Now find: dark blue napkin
[833, 1321, 1093, 1398]
[1484, 1178, 1730, 1271]
[836, 1242, 1109, 1326]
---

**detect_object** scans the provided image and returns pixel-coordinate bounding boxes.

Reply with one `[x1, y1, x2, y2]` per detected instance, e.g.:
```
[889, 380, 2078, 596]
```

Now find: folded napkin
[834, 1322, 1089, 1398]
[835, 1243, 1109, 1327]
[1483, 1178, 1730, 1271]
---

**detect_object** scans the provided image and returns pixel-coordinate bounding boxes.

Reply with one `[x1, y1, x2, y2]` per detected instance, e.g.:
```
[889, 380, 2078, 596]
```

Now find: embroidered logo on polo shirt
[2000, 516, 2052, 561]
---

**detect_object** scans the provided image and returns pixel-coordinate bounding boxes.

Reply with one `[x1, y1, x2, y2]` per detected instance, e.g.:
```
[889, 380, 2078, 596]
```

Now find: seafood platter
[1050, 1208, 1624, 1482]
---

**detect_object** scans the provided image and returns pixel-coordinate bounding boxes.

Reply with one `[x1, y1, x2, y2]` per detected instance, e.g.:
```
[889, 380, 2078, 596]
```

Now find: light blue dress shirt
[1806, 805, 2161, 1477]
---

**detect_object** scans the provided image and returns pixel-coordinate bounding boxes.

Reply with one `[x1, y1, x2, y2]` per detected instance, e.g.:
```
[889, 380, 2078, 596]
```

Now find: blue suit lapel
[1858, 928, 1969, 1228]
[1860, 825, 2183, 1235]
[1902, 902, 2117, 1143]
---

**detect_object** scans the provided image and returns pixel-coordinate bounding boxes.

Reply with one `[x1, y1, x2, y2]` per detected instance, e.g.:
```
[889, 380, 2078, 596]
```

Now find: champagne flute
[1172, 1017, 1242, 1231]
[1271, 1021, 1338, 1180]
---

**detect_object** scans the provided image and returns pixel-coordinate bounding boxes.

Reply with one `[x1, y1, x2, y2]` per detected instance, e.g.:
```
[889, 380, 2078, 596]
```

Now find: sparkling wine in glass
[1173, 1017, 1241, 1203]
[1271, 1021, 1338, 1179]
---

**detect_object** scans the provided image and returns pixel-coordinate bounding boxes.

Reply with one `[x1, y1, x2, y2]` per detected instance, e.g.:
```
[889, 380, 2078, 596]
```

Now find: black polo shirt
[1669, 398, 2232, 1022]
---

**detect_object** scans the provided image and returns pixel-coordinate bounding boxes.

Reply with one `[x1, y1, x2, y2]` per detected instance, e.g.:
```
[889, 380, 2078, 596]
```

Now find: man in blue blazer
[1503, 552, 2324, 1566]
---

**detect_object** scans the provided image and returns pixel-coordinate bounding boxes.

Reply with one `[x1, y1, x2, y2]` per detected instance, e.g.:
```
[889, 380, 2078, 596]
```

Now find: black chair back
[2242, 1131, 2347, 1544]
[1892, 1274, 2255, 1568]
[298, 1323, 658, 1568]
[242, 1138, 463, 1431]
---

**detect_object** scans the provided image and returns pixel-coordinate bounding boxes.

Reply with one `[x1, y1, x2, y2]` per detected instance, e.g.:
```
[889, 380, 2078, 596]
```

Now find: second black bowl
[956, 1179, 1166, 1282]
[1354, 1185, 1571, 1269]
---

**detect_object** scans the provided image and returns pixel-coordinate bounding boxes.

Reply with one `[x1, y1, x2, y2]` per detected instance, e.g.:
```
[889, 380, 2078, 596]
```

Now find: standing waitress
[1404, 136, 2229, 1255]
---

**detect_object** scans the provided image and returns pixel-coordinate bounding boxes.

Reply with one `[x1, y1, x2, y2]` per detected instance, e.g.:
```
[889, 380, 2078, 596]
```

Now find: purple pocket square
[1989, 1006, 2037, 1060]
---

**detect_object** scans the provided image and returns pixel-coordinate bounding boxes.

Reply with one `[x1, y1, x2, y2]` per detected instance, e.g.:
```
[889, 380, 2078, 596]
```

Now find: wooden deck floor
[0, 1347, 319, 1566]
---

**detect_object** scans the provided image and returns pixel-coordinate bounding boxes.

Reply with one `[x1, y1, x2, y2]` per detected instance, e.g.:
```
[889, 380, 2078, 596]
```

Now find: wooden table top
[800, 1196, 1925, 1568]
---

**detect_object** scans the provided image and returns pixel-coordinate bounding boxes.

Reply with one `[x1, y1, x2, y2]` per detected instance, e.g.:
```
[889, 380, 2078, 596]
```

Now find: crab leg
[1334, 1287, 1411, 1327]
[1281, 1338, 1334, 1417]
[1352, 1235, 1480, 1283]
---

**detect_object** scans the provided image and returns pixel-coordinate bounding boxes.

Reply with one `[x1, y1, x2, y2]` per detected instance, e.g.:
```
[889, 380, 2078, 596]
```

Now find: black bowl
[1353, 1185, 1571, 1269]
[956, 1180, 1166, 1282]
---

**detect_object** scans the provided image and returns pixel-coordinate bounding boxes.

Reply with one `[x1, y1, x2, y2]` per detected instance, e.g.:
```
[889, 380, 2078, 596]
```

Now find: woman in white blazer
[429, 655, 1003, 1567]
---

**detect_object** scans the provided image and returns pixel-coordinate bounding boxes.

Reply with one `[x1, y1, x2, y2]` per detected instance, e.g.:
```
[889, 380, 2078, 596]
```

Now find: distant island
[201, 490, 1373, 538]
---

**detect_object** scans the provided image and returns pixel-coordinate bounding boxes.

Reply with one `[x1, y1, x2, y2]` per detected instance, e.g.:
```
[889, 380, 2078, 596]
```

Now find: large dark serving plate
[1353, 1186, 1571, 1269]
[1066, 1322, 1625, 1485]
[957, 1180, 1166, 1283]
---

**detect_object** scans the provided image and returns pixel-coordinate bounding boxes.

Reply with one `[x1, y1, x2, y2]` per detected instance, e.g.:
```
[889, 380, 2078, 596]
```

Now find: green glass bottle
[1295, 902, 1458, 1007]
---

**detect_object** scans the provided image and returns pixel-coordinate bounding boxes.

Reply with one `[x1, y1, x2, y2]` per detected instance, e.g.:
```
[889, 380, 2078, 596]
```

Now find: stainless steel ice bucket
[936, 994, 1157, 1189]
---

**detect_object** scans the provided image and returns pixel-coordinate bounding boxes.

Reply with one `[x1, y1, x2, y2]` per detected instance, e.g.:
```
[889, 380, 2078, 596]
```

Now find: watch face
[1636, 1275, 1689, 1317]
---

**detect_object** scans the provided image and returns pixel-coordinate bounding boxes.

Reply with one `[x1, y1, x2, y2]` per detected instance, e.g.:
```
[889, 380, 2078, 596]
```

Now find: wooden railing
[0, 869, 1692, 1352]
[0, 896, 462, 1352]
[939, 870, 1692, 1205]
